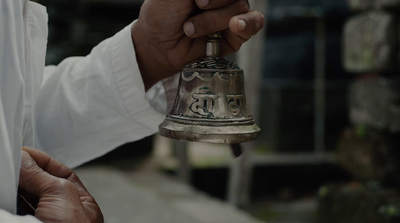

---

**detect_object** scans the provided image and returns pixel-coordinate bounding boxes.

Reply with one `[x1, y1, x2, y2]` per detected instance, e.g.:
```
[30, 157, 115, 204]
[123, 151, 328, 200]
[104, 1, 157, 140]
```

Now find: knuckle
[57, 178, 74, 189]
[68, 172, 78, 181]
[45, 178, 74, 193]
[67, 172, 84, 185]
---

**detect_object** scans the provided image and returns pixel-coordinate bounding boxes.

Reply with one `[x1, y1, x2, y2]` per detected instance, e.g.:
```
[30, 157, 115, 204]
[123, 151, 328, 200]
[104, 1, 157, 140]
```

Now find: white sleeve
[35, 22, 171, 168]
[0, 209, 42, 223]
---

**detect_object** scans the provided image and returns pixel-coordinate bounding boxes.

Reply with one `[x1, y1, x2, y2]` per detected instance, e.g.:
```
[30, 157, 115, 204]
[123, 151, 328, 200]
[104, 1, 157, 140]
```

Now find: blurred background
[39, 0, 400, 222]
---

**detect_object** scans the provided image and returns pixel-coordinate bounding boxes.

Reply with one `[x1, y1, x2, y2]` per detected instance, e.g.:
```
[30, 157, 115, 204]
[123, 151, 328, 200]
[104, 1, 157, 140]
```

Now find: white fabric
[0, 0, 172, 220]
[0, 209, 42, 223]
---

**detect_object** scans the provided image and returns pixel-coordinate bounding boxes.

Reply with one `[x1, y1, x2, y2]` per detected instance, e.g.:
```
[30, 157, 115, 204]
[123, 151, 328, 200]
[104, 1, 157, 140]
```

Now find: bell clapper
[230, 144, 243, 158]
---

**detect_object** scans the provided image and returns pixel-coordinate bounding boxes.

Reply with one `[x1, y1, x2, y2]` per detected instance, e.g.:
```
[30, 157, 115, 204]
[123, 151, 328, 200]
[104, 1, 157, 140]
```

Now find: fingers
[196, 0, 241, 10]
[20, 148, 103, 222]
[229, 10, 264, 39]
[221, 10, 264, 54]
[19, 151, 66, 197]
[22, 146, 73, 179]
[22, 147, 90, 199]
[184, 0, 249, 37]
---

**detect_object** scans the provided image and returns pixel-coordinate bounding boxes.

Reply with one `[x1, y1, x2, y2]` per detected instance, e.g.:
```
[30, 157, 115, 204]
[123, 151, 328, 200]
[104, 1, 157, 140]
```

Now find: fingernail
[184, 22, 195, 37]
[238, 19, 247, 31]
[197, 0, 209, 8]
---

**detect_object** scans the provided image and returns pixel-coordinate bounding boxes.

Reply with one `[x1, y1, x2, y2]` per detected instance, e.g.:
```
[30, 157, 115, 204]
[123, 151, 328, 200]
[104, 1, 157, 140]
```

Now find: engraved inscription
[227, 95, 245, 117]
[190, 93, 218, 117]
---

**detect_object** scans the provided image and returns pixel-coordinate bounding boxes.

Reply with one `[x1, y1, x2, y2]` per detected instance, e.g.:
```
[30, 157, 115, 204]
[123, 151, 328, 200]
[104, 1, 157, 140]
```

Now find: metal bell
[159, 33, 260, 144]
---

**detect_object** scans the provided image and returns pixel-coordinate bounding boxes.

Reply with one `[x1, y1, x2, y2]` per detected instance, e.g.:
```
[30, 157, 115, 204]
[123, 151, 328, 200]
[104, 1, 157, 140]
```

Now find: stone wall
[319, 1, 400, 222]
[342, 0, 400, 153]
[348, 0, 400, 10]
[343, 11, 398, 73]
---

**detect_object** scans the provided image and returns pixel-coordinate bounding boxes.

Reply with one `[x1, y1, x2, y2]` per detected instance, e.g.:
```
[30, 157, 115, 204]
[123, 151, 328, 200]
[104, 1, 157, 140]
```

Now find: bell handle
[206, 32, 221, 57]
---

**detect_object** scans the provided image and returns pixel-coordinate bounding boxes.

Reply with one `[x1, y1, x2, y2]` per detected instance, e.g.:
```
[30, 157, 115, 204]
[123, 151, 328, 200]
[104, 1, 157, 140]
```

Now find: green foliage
[356, 125, 367, 138]
[379, 204, 400, 218]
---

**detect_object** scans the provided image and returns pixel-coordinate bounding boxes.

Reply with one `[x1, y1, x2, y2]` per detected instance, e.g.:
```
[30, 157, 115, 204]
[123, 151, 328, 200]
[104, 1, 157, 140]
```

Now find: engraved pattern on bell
[169, 64, 251, 120]
[159, 33, 260, 144]
[186, 56, 240, 70]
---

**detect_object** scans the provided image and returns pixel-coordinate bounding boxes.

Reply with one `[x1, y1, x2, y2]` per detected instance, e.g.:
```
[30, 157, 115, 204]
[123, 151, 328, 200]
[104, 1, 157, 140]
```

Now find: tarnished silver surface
[159, 34, 260, 144]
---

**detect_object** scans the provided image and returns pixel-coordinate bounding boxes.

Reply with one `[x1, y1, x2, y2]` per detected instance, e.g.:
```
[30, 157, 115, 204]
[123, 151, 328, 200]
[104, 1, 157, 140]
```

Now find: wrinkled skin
[132, 0, 265, 90]
[19, 147, 103, 223]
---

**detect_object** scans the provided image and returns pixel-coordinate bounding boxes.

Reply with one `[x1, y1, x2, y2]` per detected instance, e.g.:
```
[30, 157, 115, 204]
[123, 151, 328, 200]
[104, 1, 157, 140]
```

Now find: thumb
[19, 151, 60, 198]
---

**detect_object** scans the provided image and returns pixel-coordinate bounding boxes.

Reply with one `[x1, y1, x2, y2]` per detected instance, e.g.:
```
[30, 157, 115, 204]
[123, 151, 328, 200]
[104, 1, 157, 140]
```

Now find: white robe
[0, 0, 173, 220]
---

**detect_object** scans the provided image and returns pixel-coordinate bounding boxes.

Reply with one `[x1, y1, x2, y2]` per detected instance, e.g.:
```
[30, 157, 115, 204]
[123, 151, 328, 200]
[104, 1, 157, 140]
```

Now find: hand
[132, 0, 265, 90]
[19, 147, 103, 223]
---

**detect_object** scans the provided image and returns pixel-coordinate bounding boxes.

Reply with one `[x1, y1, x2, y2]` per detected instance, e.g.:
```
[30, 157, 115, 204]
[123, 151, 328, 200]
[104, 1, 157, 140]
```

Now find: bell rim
[165, 115, 256, 126]
[159, 119, 261, 144]
[183, 67, 242, 72]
